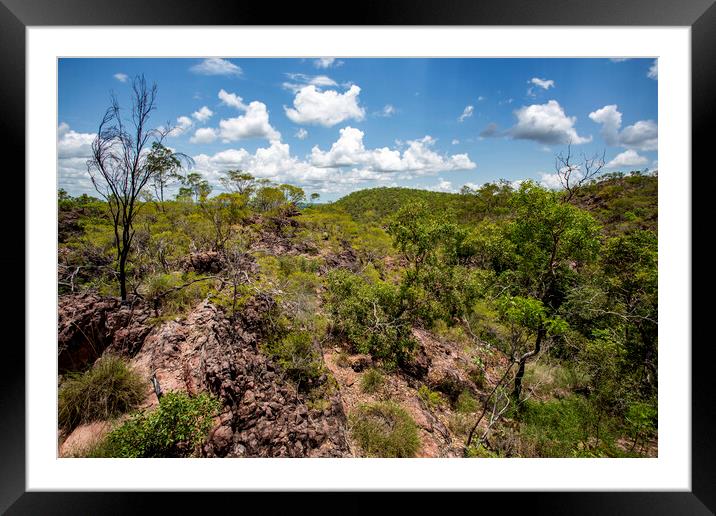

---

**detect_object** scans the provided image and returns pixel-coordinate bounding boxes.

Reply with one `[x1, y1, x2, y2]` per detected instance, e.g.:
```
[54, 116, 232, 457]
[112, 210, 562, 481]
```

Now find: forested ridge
[58, 169, 657, 458]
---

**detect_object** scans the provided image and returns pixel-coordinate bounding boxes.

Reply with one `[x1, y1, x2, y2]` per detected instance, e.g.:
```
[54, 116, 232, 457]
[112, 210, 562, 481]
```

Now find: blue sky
[58, 57, 658, 201]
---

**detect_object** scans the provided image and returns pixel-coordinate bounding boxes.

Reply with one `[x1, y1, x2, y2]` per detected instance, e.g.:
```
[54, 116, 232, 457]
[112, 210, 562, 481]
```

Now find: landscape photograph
[57, 57, 658, 459]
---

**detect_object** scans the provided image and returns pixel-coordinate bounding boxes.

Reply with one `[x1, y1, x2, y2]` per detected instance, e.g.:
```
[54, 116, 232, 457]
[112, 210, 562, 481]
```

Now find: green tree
[182, 172, 212, 203]
[146, 142, 184, 207]
[387, 200, 454, 276]
[279, 183, 306, 205]
[220, 170, 256, 195]
[601, 229, 658, 394]
[251, 186, 286, 212]
[503, 181, 601, 399]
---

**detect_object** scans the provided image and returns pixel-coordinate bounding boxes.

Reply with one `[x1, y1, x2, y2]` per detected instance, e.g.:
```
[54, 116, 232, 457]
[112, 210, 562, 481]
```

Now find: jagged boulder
[321, 245, 360, 273]
[58, 293, 153, 372]
[186, 251, 223, 273]
[131, 299, 351, 458]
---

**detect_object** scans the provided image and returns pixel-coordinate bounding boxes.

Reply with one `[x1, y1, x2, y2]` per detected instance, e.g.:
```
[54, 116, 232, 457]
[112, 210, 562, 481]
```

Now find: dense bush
[262, 331, 324, 389]
[417, 385, 443, 409]
[59, 356, 145, 431]
[88, 391, 221, 458]
[349, 402, 420, 457]
[326, 270, 415, 366]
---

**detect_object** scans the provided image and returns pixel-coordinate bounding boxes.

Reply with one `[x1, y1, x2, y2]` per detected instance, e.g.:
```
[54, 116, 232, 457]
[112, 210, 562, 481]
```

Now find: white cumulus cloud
[218, 101, 281, 141]
[113, 73, 128, 83]
[218, 89, 248, 110]
[588, 104, 657, 151]
[313, 58, 343, 69]
[295, 128, 309, 140]
[190, 58, 242, 76]
[58, 122, 95, 159]
[192, 106, 213, 123]
[605, 149, 649, 169]
[190, 127, 218, 144]
[285, 85, 365, 127]
[510, 100, 591, 145]
[648, 59, 658, 80]
[282, 74, 338, 93]
[168, 116, 194, 137]
[310, 126, 476, 176]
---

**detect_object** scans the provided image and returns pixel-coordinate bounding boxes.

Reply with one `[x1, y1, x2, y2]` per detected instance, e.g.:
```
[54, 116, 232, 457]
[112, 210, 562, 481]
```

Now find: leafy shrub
[625, 400, 657, 451]
[360, 369, 385, 394]
[518, 396, 609, 457]
[350, 402, 420, 457]
[58, 356, 145, 431]
[326, 270, 415, 366]
[143, 271, 213, 315]
[263, 331, 324, 389]
[465, 443, 501, 458]
[417, 385, 443, 409]
[88, 391, 221, 458]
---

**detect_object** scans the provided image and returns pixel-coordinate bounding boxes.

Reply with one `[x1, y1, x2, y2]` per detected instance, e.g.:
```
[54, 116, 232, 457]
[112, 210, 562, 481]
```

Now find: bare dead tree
[554, 143, 606, 203]
[87, 75, 177, 301]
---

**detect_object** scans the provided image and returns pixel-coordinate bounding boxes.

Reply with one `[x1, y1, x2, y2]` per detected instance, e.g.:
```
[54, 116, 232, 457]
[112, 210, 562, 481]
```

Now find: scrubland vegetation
[59, 168, 657, 458]
[57, 77, 657, 458]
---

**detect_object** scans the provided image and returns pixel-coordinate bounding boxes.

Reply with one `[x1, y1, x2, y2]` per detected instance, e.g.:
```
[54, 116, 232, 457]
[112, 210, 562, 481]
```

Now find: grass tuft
[360, 368, 385, 394]
[58, 356, 145, 431]
[349, 401, 420, 457]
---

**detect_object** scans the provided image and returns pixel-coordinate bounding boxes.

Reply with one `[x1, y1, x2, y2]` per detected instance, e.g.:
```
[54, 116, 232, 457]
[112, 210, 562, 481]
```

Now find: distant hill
[328, 173, 657, 235]
[571, 172, 657, 235]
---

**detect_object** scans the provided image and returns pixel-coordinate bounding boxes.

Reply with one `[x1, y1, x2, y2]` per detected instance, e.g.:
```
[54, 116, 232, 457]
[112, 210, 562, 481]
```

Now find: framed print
[2, 0, 714, 513]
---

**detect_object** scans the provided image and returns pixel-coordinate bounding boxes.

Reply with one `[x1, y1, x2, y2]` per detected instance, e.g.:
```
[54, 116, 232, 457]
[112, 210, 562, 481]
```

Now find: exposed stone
[400, 344, 431, 379]
[129, 298, 350, 458]
[186, 251, 223, 274]
[347, 354, 373, 372]
[58, 293, 153, 372]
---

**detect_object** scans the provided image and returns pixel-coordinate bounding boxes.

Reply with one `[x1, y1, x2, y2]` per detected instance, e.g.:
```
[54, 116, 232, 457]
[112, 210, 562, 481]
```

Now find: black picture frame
[1, 0, 713, 513]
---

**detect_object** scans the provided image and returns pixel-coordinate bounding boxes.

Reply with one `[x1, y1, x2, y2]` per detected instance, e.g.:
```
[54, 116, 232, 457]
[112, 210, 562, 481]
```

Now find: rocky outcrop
[131, 299, 350, 458]
[58, 293, 153, 372]
[321, 245, 360, 273]
[186, 251, 224, 273]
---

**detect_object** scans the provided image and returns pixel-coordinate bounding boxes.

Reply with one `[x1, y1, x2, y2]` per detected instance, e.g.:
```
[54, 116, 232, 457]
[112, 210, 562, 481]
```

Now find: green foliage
[417, 385, 444, 409]
[179, 172, 212, 202]
[220, 170, 256, 195]
[625, 400, 657, 450]
[496, 295, 567, 337]
[279, 183, 306, 204]
[517, 397, 608, 457]
[349, 402, 420, 457]
[507, 181, 601, 295]
[455, 390, 479, 413]
[147, 142, 183, 202]
[572, 173, 657, 234]
[360, 368, 385, 394]
[142, 271, 213, 316]
[59, 167, 658, 458]
[263, 331, 324, 388]
[58, 356, 145, 431]
[326, 270, 415, 366]
[251, 186, 287, 212]
[88, 391, 221, 458]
